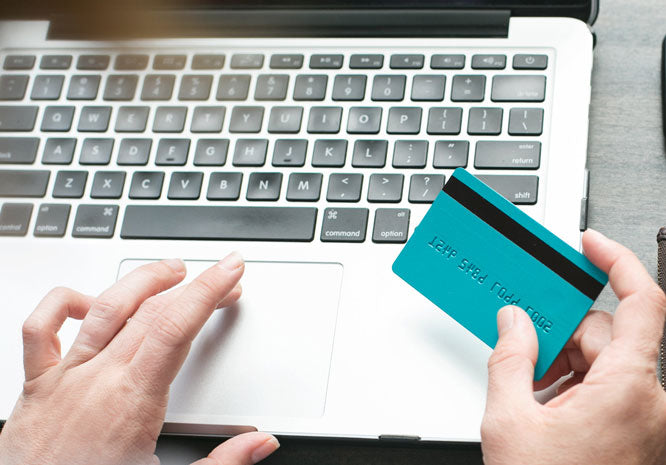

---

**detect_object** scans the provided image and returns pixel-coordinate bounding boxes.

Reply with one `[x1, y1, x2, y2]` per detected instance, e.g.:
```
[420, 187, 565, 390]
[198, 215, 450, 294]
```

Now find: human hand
[481, 229, 666, 465]
[0, 253, 280, 465]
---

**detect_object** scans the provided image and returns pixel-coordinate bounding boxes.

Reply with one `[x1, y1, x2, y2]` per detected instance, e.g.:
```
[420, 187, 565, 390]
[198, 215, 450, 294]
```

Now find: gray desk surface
[157, 0, 666, 462]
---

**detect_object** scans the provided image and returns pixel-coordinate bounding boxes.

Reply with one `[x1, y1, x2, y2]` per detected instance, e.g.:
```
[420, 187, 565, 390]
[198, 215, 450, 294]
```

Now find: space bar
[120, 206, 317, 242]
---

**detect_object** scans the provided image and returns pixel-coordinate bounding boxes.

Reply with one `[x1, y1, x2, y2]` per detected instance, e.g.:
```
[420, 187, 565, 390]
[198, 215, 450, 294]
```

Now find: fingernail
[163, 258, 186, 275]
[497, 307, 515, 336]
[251, 436, 280, 464]
[218, 251, 244, 271]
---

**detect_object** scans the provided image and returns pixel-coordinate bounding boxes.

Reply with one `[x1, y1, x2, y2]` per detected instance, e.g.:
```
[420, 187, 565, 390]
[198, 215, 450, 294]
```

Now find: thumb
[191, 432, 280, 465]
[486, 306, 540, 410]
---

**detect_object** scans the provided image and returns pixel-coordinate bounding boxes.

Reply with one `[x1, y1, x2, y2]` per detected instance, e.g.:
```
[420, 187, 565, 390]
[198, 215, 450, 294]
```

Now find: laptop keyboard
[0, 49, 550, 243]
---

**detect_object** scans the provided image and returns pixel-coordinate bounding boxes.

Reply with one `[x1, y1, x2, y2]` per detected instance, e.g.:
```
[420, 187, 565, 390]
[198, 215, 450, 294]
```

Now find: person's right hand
[481, 229, 666, 465]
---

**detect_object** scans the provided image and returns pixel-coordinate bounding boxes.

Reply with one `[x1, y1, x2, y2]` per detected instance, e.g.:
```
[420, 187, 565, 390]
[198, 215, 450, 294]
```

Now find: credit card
[392, 168, 608, 380]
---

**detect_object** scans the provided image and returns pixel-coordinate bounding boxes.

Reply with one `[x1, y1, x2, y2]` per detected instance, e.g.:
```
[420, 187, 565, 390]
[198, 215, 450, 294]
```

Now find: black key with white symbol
[31, 75, 64, 100]
[115, 106, 149, 132]
[411, 75, 446, 101]
[393, 140, 428, 168]
[327, 173, 363, 202]
[155, 139, 190, 166]
[40, 55, 72, 70]
[217, 75, 251, 100]
[513, 54, 548, 70]
[409, 174, 445, 203]
[472, 54, 506, 70]
[42, 138, 76, 165]
[0, 106, 38, 131]
[129, 172, 164, 199]
[431, 54, 465, 70]
[508, 108, 544, 136]
[427, 107, 463, 135]
[310, 54, 343, 69]
[91, 171, 126, 199]
[229, 106, 264, 133]
[0, 203, 32, 236]
[67, 75, 100, 100]
[390, 54, 424, 69]
[286, 173, 322, 201]
[179, 75, 213, 101]
[491, 76, 546, 102]
[272, 139, 307, 167]
[475, 141, 541, 169]
[231, 54, 264, 69]
[77, 55, 110, 70]
[72, 205, 118, 238]
[0, 75, 29, 100]
[0, 137, 39, 164]
[294, 75, 327, 101]
[247, 172, 283, 201]
[191, 106, 225, 133]
[34, 204, 70, 237]
[321, 207, 368, 243]
[0, 170, 49, 197]
[347, 107, 382, 134]
[255, 75, 289, 101]
[141, 75, 175, 101]
[368, 174, 404, 203]
[350, 54, 384, 69]
[332, 75, 366, 101]
[307, 107, 342, 133]
[53, 171, 88, 198]
[268, 107, 303, 133]
[451, 75, 486, 102]
[4, 55, 35, 70]
[103, 75, 138, 101]
[117, 139, 151, 166]
[153, 107, 187, 133]
[41, 106, 75, 132]
[270, 54, 304, 69]
[78, 106, 111, 132]
[352, 140, 387, 168]
[477, 175, 538, 205]
[207, 173, 242, 201]
[387, 107, 422, 134]
[434, 141, 469, 168]
[468, 108, 503, 135]
[371, 75, 406, 102]
[233, 139, 268, 166]
[80, 138, 113, 165]
[373, 208, 410, 243]
[192, 54, 225, 70]
[312, 140, 347, 167]
[194, 139, 229, 166]
[154, 55, 186, 70]
[115, 55, 149, 70]
[168, 172, 204, 200]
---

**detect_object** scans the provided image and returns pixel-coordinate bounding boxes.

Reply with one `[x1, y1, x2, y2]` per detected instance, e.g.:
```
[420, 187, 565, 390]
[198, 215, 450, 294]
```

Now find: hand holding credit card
[393, 168, 608, 380]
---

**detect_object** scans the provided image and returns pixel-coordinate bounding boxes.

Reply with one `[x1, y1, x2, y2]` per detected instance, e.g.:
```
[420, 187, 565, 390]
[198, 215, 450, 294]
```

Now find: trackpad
[118, 260, 343, 418]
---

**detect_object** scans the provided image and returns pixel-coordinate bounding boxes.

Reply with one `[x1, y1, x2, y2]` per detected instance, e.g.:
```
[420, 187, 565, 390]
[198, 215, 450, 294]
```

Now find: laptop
[0, 0, 597, 442]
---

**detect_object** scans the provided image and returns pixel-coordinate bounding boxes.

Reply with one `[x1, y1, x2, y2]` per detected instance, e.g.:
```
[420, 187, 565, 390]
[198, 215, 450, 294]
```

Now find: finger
[66, 259, 186, 364]
[570, 310, 613, 365]
[22, 287, 94, 381]
[190, 433, 279, 465]
[131, 252, 244, 392]
[533, 348, 590, 391]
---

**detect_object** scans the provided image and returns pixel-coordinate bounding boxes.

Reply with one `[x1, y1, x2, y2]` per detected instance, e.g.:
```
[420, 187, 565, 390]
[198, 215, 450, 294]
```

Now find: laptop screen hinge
[47, 9, 510, 40]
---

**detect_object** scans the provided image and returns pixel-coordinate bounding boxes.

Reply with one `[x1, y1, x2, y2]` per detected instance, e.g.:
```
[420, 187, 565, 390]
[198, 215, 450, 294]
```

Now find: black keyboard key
[431, 54, 465, 70]
[268, 107, 303, 133]
[42, 106, 75, 132]
[192, 54, 225, 70]
[91, 171, 126, 199]
[217, 75, 251, 101]
[307, 107, 342, 134]
[4, 55, 35, 70]
[117, 139, 151, 166]
[104, 75, 139, 101]
[451, 75, 485, 102]
[115, 106, 150, 132]
[153, 107, 187, 133]
[392, 140, 428, 168]
[207, 173, 243, 201]
[0, 106, 38, 131]
[255, 74, 289, 101]
[312, 140, 347, 167]
[372, 208, 410, 243]
[468, 108, 503, 135]
[40, 55, 72, 70]
[352, 140, 387, 168]
[53, 171, 88, 198]
[433, 141, 469, 168]
[491, 76, 546, 102]
[115, 54, 149, 71]
[472, 54, 506, 70]
[178, 75, 213, 101]
[78, 106, 112, 132]
[411, 75, 446, 101]
[508, 108, 544, 136]
[310, 54, 343, 69]
[231, 54, 264, 69]
[122, 205, 317, 241]
[0, 170, 49, 197]
[77, 55, 110, 70]
[321, 207, 368, 243]
[0, 75, 29, 100]
[347, 107, 382, 134]
[232, 139, 268, 166]
[350, 54, 383, 69]
[368, 173, 404, 203]
[191, 106, 226, 133]
[475, 141, 541, 169]
[327, 173, 363, 202]
[80, 138, 113, 165]
[390, 54, 424, 69]
[0, 203, 33, 236]
[246, 172, 283, 201]
[294, 75, 328, 101]
[141, 75, 175, 101]
[409, 174, 445, 203]
[427, 107, 463, 135]
[194, 139, 229, 166]
[513, 54, 548, 70]
[0, 137, 39, 164]
[72, 204, 119, 238]
[270, 54, 304, 69]
[387, 107, 422, 134]
[67, 75, 100, 100]
[31, 75, 65, 100]
[34, 204, 70, 237]
[286, 173, 322, 201]
[229, 106, 264, 133]
[129, 172, 164, 199]
[155, 139, 190, 166]
[42, 138, 76, 165]
[154, 54, 186, 70]
[168, 172, 204, 200]
[477, 175, 538, 205]
[332, 75, 366, 101]
[272, 139, 307, 167]
[371, 75, 406, 102]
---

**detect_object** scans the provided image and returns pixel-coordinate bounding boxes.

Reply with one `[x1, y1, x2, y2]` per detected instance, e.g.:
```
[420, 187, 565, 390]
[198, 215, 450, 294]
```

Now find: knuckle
[22, 317, 46, 342]
[189, 275, 224, 307]
[154, 310, 190, 347]
[88, 299, 122, 325]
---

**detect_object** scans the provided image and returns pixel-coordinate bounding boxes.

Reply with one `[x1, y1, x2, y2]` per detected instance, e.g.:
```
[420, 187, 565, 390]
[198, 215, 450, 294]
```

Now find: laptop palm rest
[117, 259, 343, 420]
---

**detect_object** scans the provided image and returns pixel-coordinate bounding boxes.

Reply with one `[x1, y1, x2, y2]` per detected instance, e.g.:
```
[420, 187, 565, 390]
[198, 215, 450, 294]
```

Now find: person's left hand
[0, 253, 280, 465]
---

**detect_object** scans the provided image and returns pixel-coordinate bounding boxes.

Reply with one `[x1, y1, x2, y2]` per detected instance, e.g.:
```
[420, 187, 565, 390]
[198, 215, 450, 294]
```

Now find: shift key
[0, 106, 39, 131]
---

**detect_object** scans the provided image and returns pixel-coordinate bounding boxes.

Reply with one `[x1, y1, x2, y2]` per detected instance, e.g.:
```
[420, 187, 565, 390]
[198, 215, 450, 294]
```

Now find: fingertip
[162, 258, 186, 276]
[218, 252, 244, 271]
[251, 435, 280, 463]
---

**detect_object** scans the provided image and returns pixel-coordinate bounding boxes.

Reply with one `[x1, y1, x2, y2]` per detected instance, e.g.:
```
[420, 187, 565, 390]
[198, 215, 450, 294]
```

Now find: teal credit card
[392, 168, 608, 380]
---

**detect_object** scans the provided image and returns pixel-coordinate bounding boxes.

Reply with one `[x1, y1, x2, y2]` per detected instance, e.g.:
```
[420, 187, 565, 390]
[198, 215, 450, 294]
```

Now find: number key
[294, 75, 327, 101]
[255, 75, 289, 101]
[332, 75, 366, 101]
[217, 75, 251, 101]
[371, 75, 405, 101]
